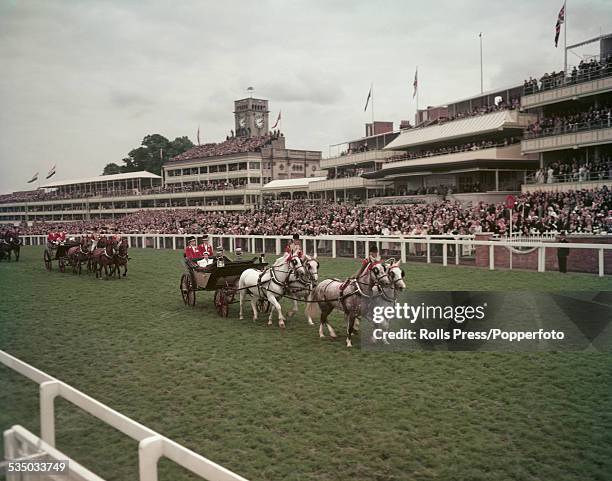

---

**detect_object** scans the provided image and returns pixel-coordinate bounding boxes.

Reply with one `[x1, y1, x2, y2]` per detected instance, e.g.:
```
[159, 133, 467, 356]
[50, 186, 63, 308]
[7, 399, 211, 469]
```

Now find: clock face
[255, 114, 264, 129]
[239, 116, 246, 128]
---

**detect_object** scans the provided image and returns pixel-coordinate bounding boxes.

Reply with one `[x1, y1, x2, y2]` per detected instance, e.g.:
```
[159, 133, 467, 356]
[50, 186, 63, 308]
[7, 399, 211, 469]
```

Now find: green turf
[1, 247, 611, 481]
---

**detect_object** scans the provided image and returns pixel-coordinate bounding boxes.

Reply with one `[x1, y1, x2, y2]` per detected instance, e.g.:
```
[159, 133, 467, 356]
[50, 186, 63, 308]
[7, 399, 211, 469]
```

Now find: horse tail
[305, 288, 321, 321]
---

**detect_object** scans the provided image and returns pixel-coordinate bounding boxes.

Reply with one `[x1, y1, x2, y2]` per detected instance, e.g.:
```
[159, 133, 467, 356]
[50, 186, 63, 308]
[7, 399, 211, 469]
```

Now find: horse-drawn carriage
[43, 241, 80, 272]
[180, 256, 269, 317]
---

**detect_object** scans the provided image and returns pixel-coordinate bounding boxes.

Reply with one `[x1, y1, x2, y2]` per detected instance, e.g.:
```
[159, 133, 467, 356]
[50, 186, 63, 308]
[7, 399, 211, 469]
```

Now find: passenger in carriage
[184, 237, 201, 267]
[196, 235, 214, 268]
[285, 233, 303, 258]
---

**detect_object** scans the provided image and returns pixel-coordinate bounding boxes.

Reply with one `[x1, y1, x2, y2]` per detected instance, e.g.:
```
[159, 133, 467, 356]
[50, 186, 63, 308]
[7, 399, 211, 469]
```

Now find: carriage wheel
[44, 250, 52, 271]
[256, 298, 271, 313]
[180, 274, 196, 306]
[58, 257, 66, 273]
[214, 289, 229, 317]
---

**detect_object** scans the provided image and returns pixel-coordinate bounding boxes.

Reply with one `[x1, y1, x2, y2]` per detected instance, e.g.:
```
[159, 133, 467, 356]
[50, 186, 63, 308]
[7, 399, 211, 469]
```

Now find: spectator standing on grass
[557, 232, 570, 274]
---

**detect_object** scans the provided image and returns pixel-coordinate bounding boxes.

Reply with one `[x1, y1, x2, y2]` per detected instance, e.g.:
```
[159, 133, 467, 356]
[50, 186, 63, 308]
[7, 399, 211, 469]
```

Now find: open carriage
[180, 256, 269, 317]
[43, 241, 80, 272]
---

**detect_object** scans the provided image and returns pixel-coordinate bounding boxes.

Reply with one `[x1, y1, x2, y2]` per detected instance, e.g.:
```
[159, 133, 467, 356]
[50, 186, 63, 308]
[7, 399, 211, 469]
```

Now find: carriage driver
[285, 233, 303, 258]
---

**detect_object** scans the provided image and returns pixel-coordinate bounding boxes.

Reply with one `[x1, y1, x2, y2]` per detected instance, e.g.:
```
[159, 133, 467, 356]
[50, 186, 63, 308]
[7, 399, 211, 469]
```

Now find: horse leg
[287, 298, 298, 318]
[346, 313, 356, 348]
[319, 305, 336, 339]
[251, 297, 258, 321]
[267, 294, 285, 328]
[305, 293, 315, 326]
[123, 264, 127, 277]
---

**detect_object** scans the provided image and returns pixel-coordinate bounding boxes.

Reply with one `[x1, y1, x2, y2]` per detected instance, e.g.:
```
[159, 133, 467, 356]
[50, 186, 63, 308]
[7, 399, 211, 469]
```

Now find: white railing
[0, 350, 249, 481]
[19, 233, 611, 276]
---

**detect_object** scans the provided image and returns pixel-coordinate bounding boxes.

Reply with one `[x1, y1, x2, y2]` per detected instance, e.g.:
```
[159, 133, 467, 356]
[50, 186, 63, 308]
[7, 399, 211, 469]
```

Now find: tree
[102, 134, 194, 175]
[102, 163, 122, 175]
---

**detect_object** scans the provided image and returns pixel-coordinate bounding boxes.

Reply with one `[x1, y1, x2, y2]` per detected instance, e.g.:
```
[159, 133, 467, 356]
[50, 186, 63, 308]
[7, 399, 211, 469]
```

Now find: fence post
[275, 238, 281, 255]
[353, 240, 357, 259]
[40, 380, 61, 447]
[489, 244, 495, 270]
[426, 239, 431, 264]
[332, 239, 337, 258]
[172, 236, 176, 250]
[138, 436, 164, 481]
[455, 240, 460, 265]
[313, 238, 317, 257]
[442, 243, 447, 266]
[599, 248, 604, 277]
[401, 240, 407, 263]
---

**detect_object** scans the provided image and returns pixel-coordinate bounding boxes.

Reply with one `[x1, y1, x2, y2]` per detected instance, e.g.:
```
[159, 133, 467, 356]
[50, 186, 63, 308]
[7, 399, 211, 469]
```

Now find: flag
[46, 164, 56, 179]
[272, 111, 281, 129]
[27, 172, 38, 183]
[554, 2, 565, 48]
[197, 125, 200, 146]
[413, 68, 418, 98]
[364, 86, 372, 112]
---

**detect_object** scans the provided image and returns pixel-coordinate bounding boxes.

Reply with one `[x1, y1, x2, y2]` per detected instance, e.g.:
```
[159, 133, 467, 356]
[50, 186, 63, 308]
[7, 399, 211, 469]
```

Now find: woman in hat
[184, 237, 200, 265]
[285, 233, 303, 258]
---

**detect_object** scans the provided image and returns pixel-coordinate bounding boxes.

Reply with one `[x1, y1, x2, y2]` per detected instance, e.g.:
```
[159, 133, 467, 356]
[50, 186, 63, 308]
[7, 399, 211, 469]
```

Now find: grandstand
[1, 36, 611, 229]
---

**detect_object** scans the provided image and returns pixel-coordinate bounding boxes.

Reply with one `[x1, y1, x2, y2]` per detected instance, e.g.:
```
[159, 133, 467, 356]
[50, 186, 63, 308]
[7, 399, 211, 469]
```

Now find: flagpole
[371, 82, 374, 126]
[564, 1, 567, 75]
[479, 33, 484, 94]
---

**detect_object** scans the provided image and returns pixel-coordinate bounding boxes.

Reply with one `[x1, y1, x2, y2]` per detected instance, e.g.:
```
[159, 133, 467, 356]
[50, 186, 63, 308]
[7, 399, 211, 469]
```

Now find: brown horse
[111, 238, 129, 278]
[91, 241, 117, 279]
[67, 238, 91, 275]
[306, 261, 405, 347]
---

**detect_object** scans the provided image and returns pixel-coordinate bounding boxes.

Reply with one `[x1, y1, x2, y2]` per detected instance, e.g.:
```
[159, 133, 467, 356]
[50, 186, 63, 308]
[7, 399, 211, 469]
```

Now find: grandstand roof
[384, 110, 523, 150]
[40, 171, 161, 188]
[262, 177, 327, 191]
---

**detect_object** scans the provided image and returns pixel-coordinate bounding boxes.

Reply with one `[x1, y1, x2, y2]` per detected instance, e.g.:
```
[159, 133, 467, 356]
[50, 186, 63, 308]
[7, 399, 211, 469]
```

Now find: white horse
[286, 254, 319, 325]
[238, 253, 307, 328]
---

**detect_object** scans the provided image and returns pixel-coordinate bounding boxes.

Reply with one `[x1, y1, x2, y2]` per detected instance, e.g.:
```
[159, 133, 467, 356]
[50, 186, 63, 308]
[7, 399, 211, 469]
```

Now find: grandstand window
[249, 162, 260, 169]
[229, 163, 239, 172]
[182, 169, 190, 176]
[199, 166, 208, 174]
[218, 164, 227, 172]
[250, 177, 260, 183]
[209, 165, 218, 173]
[190, 168, 198, 175]
[239, 162, 247, 170]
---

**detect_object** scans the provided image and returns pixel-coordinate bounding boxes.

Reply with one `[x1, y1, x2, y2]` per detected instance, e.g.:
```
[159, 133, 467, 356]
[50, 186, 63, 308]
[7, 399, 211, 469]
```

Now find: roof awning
[262, 177, 327, 191]
[384, 110, 523, 150]
[40, 171, 161, 189]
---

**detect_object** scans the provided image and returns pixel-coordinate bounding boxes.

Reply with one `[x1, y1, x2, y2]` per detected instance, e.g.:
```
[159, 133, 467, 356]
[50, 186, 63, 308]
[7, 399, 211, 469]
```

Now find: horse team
[238, 251, 406, 347]
[0, 229, 21, 262]
[50, 235, 130, 279]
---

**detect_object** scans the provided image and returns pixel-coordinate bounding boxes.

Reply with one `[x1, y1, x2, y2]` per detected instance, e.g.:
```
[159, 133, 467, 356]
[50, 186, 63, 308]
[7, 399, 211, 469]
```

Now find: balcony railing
[524, 118, 612, 139]
[525, 169, 611, 185]
[523, 63, 612, 96]
[321, 150, 398, 169]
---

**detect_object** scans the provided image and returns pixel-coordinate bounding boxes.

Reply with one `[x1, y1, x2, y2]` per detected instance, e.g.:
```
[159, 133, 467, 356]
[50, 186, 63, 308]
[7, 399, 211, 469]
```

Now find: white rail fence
[0, 350, 249, 481]
[19, 233, 611, 276]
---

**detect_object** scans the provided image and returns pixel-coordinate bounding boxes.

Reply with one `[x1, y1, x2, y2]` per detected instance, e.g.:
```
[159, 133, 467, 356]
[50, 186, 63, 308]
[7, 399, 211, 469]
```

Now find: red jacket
[198, 243, 214, 257]
[47, 232, 58, 242]
[184, 245, 200, 260]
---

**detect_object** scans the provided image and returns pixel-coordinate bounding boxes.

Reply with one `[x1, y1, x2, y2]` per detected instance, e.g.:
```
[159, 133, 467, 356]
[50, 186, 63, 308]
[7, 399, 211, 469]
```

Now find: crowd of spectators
[170, 131, 281, 162]
[524, 56, 612, 94]
[438, 98, 520, 124]
[525, 105, 612, 139]
[16, 187, 612, 236]
[388, 137, 520, 164]
[532, 156, 611, 184]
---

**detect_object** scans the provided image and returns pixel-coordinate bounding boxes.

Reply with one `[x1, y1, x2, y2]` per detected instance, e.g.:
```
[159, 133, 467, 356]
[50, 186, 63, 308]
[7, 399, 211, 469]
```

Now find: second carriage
[180, 255, 270, 317]
[43, 241, 80, 272]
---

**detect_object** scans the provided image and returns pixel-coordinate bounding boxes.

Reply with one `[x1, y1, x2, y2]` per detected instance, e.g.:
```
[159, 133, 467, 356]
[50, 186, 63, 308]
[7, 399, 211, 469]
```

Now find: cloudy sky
[0, 0, 610, 194]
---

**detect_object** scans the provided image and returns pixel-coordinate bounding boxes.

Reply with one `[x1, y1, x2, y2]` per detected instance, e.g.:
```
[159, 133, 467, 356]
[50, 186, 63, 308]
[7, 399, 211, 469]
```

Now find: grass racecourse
[1, 246, 612, 481]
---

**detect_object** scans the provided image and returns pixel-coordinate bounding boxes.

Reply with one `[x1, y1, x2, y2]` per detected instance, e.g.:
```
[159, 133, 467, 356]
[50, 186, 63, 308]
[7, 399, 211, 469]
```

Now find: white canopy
[384, 111, 522, 150]
[263, 177, 327, 191]
[40, 171, 161, 189]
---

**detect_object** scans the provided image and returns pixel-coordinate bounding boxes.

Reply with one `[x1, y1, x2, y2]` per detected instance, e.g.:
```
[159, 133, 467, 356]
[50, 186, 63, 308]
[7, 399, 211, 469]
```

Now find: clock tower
[234, 98, 269, 137]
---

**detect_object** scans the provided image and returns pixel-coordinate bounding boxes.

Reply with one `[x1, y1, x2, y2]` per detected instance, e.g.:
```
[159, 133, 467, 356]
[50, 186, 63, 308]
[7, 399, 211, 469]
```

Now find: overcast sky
[1, 0, 610, 194]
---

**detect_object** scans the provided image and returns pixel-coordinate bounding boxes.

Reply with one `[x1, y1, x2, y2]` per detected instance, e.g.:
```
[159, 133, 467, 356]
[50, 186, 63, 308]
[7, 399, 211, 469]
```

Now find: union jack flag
[554, 3, 565, 48]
